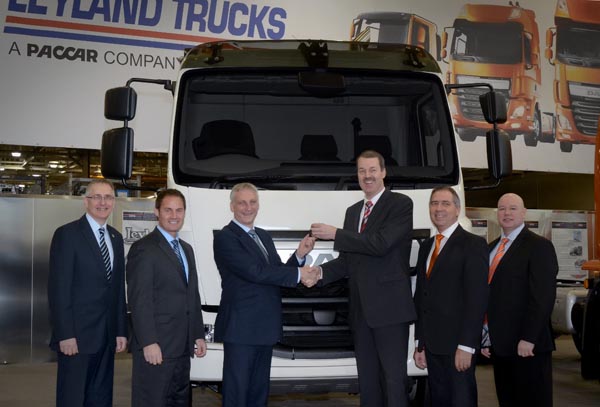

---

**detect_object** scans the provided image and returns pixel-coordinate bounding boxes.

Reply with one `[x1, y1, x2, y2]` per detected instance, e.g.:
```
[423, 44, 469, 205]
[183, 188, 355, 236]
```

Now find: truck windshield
[556, 19, 600, 68]
[172, 69, 458, 190]
[451, 20, 523, 64]
[353, 19, 410, 44]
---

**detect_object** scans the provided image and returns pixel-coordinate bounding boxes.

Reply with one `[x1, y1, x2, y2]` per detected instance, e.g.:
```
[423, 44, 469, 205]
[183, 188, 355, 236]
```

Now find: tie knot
[365, 200, 373, 209]
[171, 239, 179, 249]
[99, 227, 105, 237]
[436, 234, 444, 243]
[248, 230, 257, 238]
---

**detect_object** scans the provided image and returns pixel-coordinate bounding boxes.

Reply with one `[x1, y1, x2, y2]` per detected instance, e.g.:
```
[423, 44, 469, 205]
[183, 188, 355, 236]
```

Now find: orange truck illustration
[442, 2, 545, 146]
[351, 12, 441, 60]
[545, 0, 600, 153]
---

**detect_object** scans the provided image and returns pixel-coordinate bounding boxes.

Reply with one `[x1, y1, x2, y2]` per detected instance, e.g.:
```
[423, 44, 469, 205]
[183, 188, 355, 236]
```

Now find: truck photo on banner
[1, 0, 598, 173]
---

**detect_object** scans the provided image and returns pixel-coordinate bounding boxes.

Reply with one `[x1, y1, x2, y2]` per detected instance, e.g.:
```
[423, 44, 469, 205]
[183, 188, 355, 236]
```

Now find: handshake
[300, 265, 321, 288]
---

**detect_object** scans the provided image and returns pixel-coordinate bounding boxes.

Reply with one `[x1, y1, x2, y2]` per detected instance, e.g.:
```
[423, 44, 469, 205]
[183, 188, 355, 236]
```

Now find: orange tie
[488, 238, 509, 283]
[426, 234, 444, 279]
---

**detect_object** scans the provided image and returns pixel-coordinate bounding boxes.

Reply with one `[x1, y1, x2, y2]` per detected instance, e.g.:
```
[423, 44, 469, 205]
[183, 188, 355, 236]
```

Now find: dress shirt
[86, 213, 114, 268]
[357, 187, 385, 232]
[489, 222, 524, 264]
[156, 225, 189, 280]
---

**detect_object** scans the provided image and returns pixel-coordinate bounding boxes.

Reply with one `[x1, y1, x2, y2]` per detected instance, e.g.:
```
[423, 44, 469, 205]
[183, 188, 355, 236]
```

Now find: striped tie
[99, 227, 112, 281]
[360, 200, 373, 233]
[171, 239, 186, 271]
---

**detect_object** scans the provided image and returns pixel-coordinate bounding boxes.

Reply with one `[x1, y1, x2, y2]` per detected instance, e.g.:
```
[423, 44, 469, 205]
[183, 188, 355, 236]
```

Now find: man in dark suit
[48, 179, 128, 407]
[481, 193, 558, 407]
[413, 186, 488, 407]
[213, 182, 318, 407]
[127, 189, 207, 407]
[310, 150, 416, 407]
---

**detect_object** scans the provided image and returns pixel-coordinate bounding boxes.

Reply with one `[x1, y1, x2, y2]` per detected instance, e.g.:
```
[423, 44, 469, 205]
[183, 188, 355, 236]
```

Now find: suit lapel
[228, 221, 269, 264]
[78, 216, 106, 276]
[152, 228, 188, 286]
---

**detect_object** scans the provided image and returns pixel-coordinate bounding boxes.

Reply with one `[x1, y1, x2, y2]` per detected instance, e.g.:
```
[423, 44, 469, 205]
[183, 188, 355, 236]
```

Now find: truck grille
[276, 280, 354, 359]
[456, 87, 510, 122]
[569, 82, 600, 136]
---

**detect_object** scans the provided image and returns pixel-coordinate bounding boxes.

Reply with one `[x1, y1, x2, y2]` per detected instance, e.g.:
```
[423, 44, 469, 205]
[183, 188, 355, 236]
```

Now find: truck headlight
[511, 106, 525, 119]
[557, 114, 573, 131]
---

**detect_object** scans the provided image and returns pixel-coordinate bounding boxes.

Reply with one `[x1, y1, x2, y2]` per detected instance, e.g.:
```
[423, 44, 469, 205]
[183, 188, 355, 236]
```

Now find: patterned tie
[482, 237, 510, 347]
[171, 239, 186, 270]
[426, 234, 444, 279]
[98, 227, 112, 281]
[360, 200, 373, 233]
[248, 230, 269, 261]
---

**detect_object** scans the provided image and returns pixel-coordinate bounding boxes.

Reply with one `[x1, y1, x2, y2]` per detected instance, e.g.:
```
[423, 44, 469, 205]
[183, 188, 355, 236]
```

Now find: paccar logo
[4, 0, 288, 51]
[27, 43, 98, 61]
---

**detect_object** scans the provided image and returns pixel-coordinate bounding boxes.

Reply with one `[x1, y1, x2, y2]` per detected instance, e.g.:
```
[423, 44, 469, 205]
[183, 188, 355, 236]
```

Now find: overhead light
[18, 184, 25, 188]
[49, 164, 58, 168]
[32, 174, 41, 177]
[59, 170, 66, 174]
[0, 167, 4, 171]
[11, 152, 21, 157]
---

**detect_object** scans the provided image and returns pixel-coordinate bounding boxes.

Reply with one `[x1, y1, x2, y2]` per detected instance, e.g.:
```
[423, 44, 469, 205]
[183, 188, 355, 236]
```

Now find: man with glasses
[48, 179, 128, 407]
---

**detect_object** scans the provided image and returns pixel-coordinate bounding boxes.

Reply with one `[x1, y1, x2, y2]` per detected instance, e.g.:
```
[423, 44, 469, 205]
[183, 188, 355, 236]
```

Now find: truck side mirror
[486, 129, 512, 179]
[101, 127, 133, 179]
[479, 91, 507, 124]
[105, 87, 137, 121]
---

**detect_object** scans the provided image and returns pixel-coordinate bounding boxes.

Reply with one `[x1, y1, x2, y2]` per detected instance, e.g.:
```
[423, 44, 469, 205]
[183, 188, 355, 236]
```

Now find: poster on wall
[1, 0, 598, 174]
[122, 210, 156, 256]
[551, 220, 589, 280]
[470, 218, 488, 240]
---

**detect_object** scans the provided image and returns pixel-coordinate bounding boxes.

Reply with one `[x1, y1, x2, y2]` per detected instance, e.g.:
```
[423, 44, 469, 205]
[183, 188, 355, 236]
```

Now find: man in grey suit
[127, 189, 207, 407]
[311, 150, 416, 407]
[213, 182, 318, 407]
[48, 179, 128, 407]
[413, 187, 489, 407]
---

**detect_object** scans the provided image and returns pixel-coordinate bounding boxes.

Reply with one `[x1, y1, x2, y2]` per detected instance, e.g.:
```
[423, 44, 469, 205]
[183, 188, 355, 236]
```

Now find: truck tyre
[524, 107, 541, 147]
[560, 141, 573, 153]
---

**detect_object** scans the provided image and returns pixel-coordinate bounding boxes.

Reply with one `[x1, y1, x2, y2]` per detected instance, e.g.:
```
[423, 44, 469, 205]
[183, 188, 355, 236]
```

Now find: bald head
[497, 193, 527, 235]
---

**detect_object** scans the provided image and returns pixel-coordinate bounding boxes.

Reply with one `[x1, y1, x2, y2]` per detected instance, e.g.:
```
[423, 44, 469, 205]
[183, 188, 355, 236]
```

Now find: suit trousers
[352, 304, 410, 407]
[492, 351, 553, 407]
[131, 350, 191, 407]
[222, 342, 273, 407]
[425, 349, 477, 407]
[56, 345, 115, 407]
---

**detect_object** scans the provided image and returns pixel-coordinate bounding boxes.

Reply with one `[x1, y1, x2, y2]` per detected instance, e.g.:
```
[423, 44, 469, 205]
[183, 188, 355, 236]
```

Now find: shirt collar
[436, 221, 460, 239]
[502, 223, 525, 241]
[364, 187, 385, 206]
[232, 219, 252, 233]
[85, 213, 106, 233]
[156, 225, 178, 243]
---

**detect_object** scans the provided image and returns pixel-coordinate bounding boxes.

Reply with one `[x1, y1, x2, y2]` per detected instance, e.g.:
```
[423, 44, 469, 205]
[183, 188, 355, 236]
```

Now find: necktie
[488, 237, 509, 283]
[248, 230, 269, 261]
[98, 227, 112, 281]
[426, 234, 444, 279]
[171, 239, 186, 270]
[482, 237, 510, 347]
[360, 200, 373, 233]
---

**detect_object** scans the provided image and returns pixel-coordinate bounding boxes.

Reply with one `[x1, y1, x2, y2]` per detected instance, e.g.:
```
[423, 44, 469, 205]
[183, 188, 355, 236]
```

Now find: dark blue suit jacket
[48, 215, 127, 354]
[213, 221, 300, 346]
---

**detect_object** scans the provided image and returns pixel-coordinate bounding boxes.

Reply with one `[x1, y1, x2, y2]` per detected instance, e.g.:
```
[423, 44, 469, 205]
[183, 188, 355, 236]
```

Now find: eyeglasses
[86, 194, 115, 202]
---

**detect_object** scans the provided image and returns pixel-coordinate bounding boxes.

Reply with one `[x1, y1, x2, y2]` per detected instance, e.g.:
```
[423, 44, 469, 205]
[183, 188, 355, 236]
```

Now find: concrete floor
[1, 336, 599, 406]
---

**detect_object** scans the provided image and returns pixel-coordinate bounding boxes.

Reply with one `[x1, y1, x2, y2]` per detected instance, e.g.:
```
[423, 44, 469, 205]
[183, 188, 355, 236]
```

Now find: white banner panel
[1, 0, 597, 173]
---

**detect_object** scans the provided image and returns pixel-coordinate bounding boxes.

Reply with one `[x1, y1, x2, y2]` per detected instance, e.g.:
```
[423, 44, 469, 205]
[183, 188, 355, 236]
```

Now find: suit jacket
[414, 225, 489, 354]
[213, 221, 300, 346]
[127, 228, 204, 358]
[321, 189, 417, 328]
[48, 215, 127, 354]
[487, 227, 558, 357]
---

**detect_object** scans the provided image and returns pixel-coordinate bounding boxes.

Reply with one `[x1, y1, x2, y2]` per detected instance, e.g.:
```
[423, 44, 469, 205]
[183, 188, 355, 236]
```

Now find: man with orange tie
[481, 193, 558, 407]
[413, 186, 488, 407]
